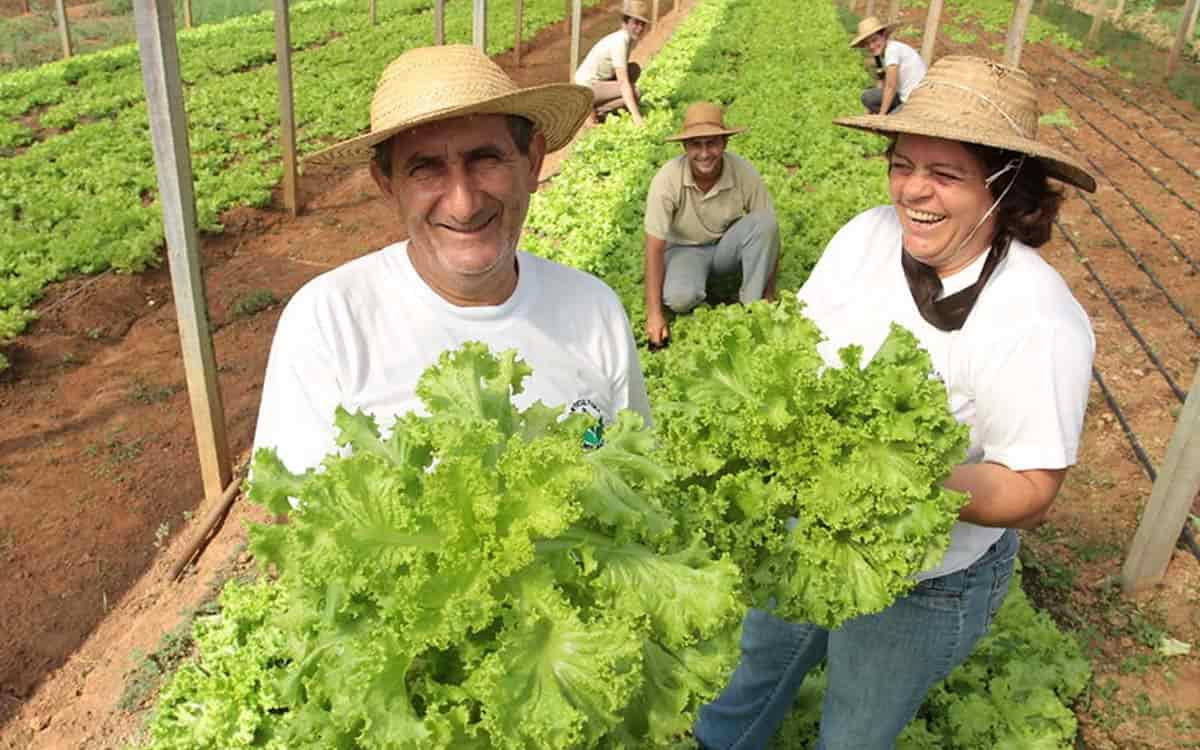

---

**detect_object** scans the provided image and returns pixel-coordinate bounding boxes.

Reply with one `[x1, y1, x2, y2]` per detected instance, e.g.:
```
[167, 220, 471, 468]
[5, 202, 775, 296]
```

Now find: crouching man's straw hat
[834, 56, 1096, 192]
[850, 16, 896, 47]
[665, 101, 747, 142]
[623, 0, 651, 24]
[305, 45, 593, 168]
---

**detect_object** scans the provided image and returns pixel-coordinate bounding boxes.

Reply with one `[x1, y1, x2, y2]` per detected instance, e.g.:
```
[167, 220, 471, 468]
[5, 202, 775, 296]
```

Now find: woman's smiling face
[888, 134, 998, 276]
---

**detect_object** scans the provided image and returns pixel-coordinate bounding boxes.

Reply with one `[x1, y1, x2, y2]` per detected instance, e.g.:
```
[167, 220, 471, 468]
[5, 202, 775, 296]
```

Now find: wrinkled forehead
[388, 113, 516, 156]
[891, 133, 983, 171]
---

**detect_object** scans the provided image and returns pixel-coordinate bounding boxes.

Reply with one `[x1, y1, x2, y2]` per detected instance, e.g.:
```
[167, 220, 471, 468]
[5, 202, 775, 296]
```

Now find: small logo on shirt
[569, 398, 606, 450]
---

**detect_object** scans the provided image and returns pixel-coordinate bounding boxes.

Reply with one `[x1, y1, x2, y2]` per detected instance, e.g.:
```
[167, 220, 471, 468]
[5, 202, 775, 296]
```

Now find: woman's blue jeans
[694, 529, 1019, 750]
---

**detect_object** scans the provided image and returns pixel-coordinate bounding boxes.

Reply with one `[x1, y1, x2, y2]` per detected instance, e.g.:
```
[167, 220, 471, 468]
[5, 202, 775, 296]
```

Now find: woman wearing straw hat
[574, 0, 651, 124]
[254, 45, 650, 479]
[643, 102, 780, 347]
[694, 57, 1096, 750]
[851, 15, 926, 115]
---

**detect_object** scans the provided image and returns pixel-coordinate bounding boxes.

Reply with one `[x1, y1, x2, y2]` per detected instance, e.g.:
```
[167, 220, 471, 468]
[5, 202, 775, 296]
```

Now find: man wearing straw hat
[851, 15, 926, 115]
[574, 0, 651, 124]
[643, 102, 780, 347]
[253, 45, 650, 477]
[694, 56, 1096, 749]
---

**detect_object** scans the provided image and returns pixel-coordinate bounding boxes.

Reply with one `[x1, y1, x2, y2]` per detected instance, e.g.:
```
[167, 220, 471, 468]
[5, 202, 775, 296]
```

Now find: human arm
[880, 64, 899, 113]
[644, 233, 669, 345]
[615, 64, 645, 125]
[946, 464, 1065, 529]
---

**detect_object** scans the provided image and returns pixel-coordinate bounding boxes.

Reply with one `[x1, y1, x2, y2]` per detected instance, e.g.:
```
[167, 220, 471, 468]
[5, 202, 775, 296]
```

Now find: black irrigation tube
[1053, 124, 1200, 277]
[1042, 65, 1200, 182]
[1051, 89, 1200, 221]
[1090, 368, 1200, 562]
[1054, 219, 1188, 403]
[1045, 47, 1200, 140]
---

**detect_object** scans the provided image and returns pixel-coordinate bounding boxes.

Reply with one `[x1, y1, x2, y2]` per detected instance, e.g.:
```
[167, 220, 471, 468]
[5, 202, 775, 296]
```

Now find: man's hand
[646, 308, 669, 347]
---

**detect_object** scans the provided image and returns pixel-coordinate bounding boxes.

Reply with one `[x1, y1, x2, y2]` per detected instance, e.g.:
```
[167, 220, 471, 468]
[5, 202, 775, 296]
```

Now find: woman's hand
[946, 463, 1067, 530]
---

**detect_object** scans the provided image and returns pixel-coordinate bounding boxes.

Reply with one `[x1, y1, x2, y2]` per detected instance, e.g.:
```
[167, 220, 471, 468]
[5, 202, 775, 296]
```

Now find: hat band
[912, 79, 1029, 138]
[686, 120, 728, 130]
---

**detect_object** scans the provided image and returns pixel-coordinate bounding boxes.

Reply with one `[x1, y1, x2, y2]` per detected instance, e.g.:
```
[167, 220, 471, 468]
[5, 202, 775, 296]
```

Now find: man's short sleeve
[644, 162, 678, 240]
[610, 32, 630, 70]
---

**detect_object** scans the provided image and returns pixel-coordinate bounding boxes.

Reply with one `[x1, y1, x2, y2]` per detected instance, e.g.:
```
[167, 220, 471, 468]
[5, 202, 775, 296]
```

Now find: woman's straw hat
[834, 56, 1096, 192]
[665, 101, 747, 142]
[850, 16, 895, 47]
[305, 45, 592, 168]
[623, 0, 651, 24]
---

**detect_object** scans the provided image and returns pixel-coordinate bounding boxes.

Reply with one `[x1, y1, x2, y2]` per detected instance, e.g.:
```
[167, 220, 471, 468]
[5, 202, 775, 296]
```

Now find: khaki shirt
[644, 152, 775, 246]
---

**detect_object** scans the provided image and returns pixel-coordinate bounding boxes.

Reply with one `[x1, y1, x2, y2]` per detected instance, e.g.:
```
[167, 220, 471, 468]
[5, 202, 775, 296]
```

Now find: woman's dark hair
[885, 138, 1064, 249]
[372, 114, 535, 178]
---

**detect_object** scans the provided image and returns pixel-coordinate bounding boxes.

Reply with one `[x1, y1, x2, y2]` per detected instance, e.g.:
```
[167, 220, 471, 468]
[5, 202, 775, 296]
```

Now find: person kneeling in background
[851, 15, 926, 115]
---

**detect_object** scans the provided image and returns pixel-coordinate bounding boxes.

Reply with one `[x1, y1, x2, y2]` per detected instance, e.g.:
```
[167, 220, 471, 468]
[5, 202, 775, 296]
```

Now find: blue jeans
[694, 529, 1019, 750]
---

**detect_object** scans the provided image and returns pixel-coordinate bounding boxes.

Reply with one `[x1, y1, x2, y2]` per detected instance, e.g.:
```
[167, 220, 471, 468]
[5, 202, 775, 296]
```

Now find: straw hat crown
[834, 56, 1096, 191]
[623, 0, 651, 24]
[851, 16, 894, 47]
[665, 101, 747, 142]
[306, 45, 592, 167]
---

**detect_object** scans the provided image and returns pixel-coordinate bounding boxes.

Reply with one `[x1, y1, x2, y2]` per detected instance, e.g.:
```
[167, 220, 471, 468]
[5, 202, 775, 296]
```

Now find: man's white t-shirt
[884, 39, 927, 102]
[798, 206, 1094, 579]
[253, 242, 651, 475]
[574, 29, 633, 86]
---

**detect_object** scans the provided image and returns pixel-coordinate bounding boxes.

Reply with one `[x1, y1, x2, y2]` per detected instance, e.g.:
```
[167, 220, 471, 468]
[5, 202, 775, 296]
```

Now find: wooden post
[369, 0, 376, 25]
[1086, 0, 1105, 47]
[1005, 0, 1034, 67]
[1168, 0, 1200, 78]
[55, 0, 73, 59]
[1112, 0, 1126, 22]
[19, 0, 30, 14]
[1121, 363, 1200, 591]
[920, 0, 943, 66]
[887, 0, 902, 23]
[865, 0, 877, 17]
[652, 0, 659, 26]
[1039, 0, 1050, 14]
[132, 0, 232, 508]
[183, 0, 192, 27]
[514, 0, 524, 65]
[1187, 0, 1199, 43]
[473, 0, 486, 51]
[569, 0, 582, 82]
[273, 0, 299, 217]
[434, 0, 445, 44]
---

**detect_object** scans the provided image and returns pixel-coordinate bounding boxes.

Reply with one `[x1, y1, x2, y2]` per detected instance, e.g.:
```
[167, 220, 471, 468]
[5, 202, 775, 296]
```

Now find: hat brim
[850, 22, 894, 48]
[304, 83, 593, 169]
[625, 11, 651, 23]
[665, 124, 747, 142]
[833, 113, 1097, 192]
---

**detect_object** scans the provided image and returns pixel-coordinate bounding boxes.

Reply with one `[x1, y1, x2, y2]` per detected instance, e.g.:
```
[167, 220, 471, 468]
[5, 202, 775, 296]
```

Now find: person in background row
[254, 45, 651, 480]
[852, 15, 926, 115]
[574, 0, 651, 124]
[643, 102, 780, 347]
[694, 56, 1097, 750]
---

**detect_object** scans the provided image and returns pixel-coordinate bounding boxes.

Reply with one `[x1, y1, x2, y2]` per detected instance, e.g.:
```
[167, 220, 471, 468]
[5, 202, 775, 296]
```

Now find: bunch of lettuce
[145, 343, 743, 750]
[646, 297, 969, 628]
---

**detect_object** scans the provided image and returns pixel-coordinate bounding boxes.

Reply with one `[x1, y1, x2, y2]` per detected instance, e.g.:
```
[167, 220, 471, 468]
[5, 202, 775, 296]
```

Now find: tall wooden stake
[1122, 362, 1200, 591]
[1187, 0, 1199, 43]
[55, 0, 73, 58]
[183, 0, 192, 27]
[1168, 0, 1200, 78]
[133, 0, 232, 509]
[569, 0, 582, 82]
[652, 0, 659, 26]
[273, 0, 299, 217]
[1112, 0, 1126, 22]
[920, 0, 943, 66]
[1086, 0, 1106, 47]
[887, 0, 902, 23]
[369, 0, 376, 25]
[473, 0, 487, 50]
[865, 0, 877, 17]
[515, 0, 524, 65]
[434, 0, 445, 44]
[1005, 0, 1035, 67]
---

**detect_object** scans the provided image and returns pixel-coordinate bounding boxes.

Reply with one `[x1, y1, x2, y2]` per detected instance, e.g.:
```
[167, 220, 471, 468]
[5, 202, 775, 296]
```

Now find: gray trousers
[662, 210, 779, 313]
[590, 62, 642, 117]
[861, 87, 902, 114]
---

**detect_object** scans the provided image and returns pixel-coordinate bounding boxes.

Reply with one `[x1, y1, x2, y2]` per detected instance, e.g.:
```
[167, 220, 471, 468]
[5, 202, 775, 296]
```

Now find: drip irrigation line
[1089, 367, 1200, 563]
[1044, 66, 1200, 182]
[1046, 47, 1200, 140]
[1055, 219, 1187, 402]
[1053, 124, 1200, 276]
[1052, 90, 1200, 221]
[1070, 187, 1200, 339]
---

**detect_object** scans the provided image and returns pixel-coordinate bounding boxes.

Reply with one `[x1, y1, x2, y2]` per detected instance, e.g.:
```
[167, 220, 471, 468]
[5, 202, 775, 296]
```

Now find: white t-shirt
[884, 39, 927, 102]
[574, 29, 633, 86]
[798, 206, 1094, 579]
[254, 242, 651, 476]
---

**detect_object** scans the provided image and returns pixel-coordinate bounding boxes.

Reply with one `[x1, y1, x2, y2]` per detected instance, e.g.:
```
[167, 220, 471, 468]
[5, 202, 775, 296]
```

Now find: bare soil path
[0, 1, 696, 748]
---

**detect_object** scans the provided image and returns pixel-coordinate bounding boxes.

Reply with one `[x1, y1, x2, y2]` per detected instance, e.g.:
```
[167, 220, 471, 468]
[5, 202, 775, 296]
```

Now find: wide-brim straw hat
[622, 0, 651, 24]
[305, 45, 592, 168]
[665, 101, 747, 142]
[850, 16, 895, 47]
[833, 56, 1096, 192]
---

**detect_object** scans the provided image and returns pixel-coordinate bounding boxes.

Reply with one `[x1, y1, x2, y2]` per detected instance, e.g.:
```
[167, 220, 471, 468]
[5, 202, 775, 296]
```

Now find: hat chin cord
[928, 153, 1026, 266]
